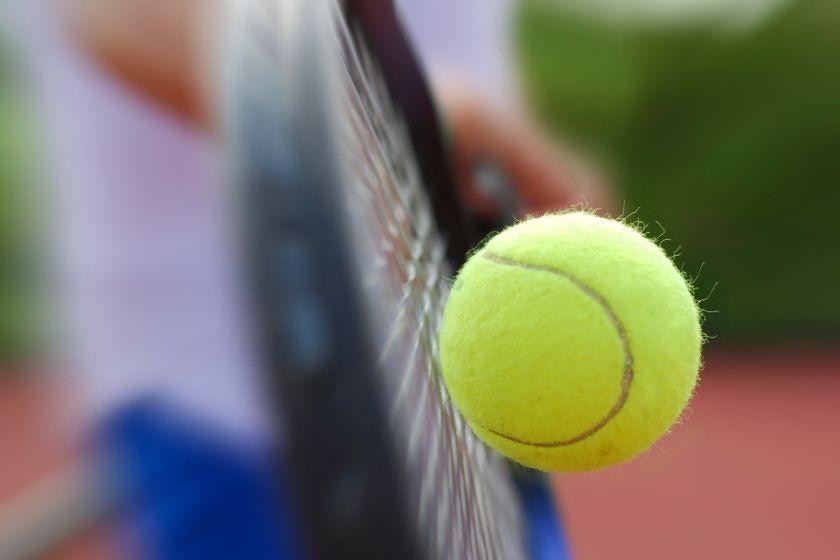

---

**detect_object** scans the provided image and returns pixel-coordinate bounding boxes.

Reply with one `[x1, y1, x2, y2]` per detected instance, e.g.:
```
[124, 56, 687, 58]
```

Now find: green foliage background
[0, 46, 41, 359]
[516, 0, 840, 340]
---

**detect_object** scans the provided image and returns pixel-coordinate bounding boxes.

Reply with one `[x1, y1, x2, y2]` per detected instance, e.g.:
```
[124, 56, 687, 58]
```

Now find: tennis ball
[439, 211, 701, 472]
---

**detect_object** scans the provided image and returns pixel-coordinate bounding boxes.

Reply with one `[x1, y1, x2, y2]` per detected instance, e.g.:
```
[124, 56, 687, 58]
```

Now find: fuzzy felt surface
[439, 212, 701, 471]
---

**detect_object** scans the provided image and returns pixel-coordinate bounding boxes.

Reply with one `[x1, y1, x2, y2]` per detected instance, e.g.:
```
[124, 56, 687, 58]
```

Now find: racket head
[225, 0, 528, 557]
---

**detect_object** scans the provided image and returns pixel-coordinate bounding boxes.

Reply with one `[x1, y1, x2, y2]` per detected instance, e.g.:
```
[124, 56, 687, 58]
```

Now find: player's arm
[64, 0, 221, 125]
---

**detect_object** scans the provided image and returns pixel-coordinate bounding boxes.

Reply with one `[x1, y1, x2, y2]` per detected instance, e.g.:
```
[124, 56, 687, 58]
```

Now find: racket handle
[471, 158, 521, 236]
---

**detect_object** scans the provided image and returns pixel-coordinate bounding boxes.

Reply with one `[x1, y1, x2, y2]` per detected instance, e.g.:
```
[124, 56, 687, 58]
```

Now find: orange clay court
[1, 347, 838, 560]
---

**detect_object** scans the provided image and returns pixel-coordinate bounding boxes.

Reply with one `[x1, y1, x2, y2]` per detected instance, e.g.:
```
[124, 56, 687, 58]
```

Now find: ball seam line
[477, 251, 635, 447]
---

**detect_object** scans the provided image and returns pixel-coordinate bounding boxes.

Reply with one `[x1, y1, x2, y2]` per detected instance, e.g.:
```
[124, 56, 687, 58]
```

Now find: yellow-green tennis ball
[439, 212, 701, 472]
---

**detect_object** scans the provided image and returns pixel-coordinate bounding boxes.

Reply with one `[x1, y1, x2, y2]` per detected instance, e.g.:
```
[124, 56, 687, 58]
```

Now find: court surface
[556, 348, 840, 560]
[1, 347, 839, 559]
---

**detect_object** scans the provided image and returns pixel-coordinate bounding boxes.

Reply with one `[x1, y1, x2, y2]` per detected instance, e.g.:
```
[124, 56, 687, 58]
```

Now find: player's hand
[65, 0, 613, 215]
[438, 83, 613, 219]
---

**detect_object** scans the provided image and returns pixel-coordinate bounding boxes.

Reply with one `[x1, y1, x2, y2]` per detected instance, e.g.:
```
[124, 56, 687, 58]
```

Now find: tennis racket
[226, 0, 562, 558]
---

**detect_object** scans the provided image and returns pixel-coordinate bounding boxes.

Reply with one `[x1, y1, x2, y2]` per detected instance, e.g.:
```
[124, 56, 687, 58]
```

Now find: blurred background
[513, 1, 840, 557]
[515, 0, 840, 340]
[1, 0, 839, 558]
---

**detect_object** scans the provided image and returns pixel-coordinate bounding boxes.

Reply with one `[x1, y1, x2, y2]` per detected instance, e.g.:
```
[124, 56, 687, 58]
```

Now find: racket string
[332, 7, 526, 559]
